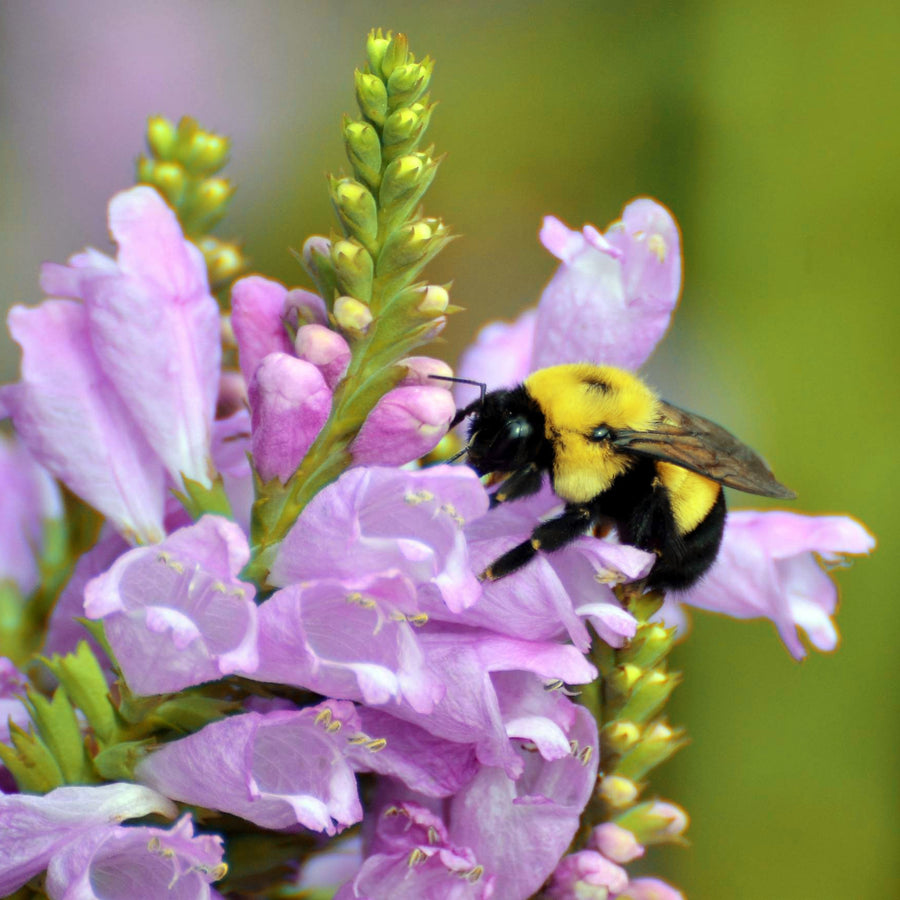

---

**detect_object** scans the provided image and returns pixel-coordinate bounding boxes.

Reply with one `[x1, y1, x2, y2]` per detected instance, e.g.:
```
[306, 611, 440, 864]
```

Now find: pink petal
[230, 275, 294, 385]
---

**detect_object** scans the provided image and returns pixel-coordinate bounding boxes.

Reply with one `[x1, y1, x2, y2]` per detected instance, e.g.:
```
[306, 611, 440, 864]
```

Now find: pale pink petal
[231, 275, 294, 385]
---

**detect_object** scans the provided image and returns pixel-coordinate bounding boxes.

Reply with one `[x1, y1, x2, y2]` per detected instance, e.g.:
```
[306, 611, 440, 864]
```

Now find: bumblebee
[446, 363, 795, 591]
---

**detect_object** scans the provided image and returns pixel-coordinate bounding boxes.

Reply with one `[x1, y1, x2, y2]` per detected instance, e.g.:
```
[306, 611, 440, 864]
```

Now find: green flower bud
[382, 107, 419, 147]
[616, 669, 682, 724]
[183, 131, 230, 175]
[377, 219, 441, 276]
[416, 284, 449, 314]
[334, 295, 374, 334]
[147, 161, 187, 206]
[615, 721, 688, 781]
[379, 31, 409, 78]
[332, 238, 374, 302]
[601, 720, 641, 756]
[607, 663, 643, 701]
[331, 177, 378, 247]
[615, 800, 689, 846]
[146, 115, 177, 159]
[189, 176, 235, 231]
[343, 119, 382, 189]
[197, 236, 246, 291]
[598, 773, 640, 809]
[366, 28, 391, 75]
[619, 622, 676, 669]
[387, 61, 432, 108]
[355, 70, 389, 126]
[379, 154, 438, 228]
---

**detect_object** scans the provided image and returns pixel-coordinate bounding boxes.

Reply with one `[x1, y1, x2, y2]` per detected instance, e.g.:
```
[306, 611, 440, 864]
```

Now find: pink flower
[83, 515, 258, 694]
[1, 186, 221, 543]
[676, 511, 875, 658]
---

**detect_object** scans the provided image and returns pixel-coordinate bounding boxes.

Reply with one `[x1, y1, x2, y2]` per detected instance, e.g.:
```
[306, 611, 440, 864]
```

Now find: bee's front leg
[488, 462, 543, 509]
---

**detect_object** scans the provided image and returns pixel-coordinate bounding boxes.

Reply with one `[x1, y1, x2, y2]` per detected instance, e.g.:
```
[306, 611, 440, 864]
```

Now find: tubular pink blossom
[230, 275, 294, 385]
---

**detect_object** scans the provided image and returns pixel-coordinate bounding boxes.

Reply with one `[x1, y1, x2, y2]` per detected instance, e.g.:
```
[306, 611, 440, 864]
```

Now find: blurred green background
[1, 1, 896, 896]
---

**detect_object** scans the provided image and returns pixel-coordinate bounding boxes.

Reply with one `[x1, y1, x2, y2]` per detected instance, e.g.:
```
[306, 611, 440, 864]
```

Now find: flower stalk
[246, 30, 454, 583]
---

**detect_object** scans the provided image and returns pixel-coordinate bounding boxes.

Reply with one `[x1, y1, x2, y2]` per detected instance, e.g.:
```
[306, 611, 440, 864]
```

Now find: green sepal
[330, 177, 379, 249]
[173, 474, 235, 522]
[24, 686, 95, 784]
[374, 219, 452, 298]
[151, 693, 240, 733]
[600, 720, 642, 757]
[332, 238, 375, 303]
[93, 738, 155, 782]
[614, 722, 688, 782]
[355, 70, 388, 126]
[365, 28, 392, 75]
[43, 640, 120, 746]
[0, 580, 27, 665]
[0, 721, 65, 793]
[343, 119, 382, 190]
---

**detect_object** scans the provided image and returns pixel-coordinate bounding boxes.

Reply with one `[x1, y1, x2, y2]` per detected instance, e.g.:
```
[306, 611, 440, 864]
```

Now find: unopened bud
[598, 774, 639, 809]
[399, 356, 452, 386]
[366, 28, 391, 75]
[615, 801, 689, 846]
[294, 324, 351, 389]
[146, 116, 177, 159]
[617, 670, 681, 724]
[149, 161, 187, 206]
[417, 284, 449, 314]
[198, 236, 246, 289]
[382, 107, 419, 147]
[191, 177, 234, 229]
[343, 120, 382, 189]
[331, 178, 378, 246]
[333, 296, 373, 334]
[184, 132, 230, 175]
[387, 62, 431, 107]
[379, 31, 409, 78]
[615, 722, 687, 782]
[588, 822, 645, 864]
[331, 240, 374, 303]
[601, 720, 641, 755]
[355, 71, 388, 126]
[378, 220, 434, 273]
[607, 663, 643, 700]
[620, 622, 675, 670]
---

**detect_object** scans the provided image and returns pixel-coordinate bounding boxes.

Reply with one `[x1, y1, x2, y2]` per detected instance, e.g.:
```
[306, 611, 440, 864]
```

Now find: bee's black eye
[589, 425, 611, 442]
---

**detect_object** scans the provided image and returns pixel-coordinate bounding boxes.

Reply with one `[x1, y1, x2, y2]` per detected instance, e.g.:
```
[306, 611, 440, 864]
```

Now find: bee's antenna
[429, 374, 487, 408]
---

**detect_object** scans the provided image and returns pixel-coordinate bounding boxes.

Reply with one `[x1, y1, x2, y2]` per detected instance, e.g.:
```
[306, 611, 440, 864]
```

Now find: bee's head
[464, 385, 545, 474]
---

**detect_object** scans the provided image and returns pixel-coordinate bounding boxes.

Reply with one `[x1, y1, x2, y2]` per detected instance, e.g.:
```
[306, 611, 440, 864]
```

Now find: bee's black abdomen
[645, 489, 726, 591]
[589, 458, 727, 592]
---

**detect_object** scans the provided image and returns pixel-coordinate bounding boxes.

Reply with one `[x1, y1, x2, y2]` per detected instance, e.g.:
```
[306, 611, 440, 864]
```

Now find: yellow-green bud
[366, 28, 391, 75]
[617, 670, 681, 724]
[615, 721, 687, 782]
[387, 63, 431, 107]
[334, 296, 373, 334]
[343, 120, 382, 189]
[619, 622, 675, 670]
[598, 774, 639, 809]
[184, 132, 230, 175]
[382, 108, 419, 147]
[355, 71, 388, 126]
[377, 220, 434, 273]
[192, 177, 234, 223]
[146, 116, 177, 159]
[379, 31, 409, 78]
[607, 663, 643, 700]
[302, 235, 337, 300]
[332, 239, 374, 303]
[198, 236, 246, 290]
[417, 284, 449, 314]
[331, 178, 378, 247]
[148, 161, 187, 206]
[380, 154, 437, 218]
[601, 720, 641, 756]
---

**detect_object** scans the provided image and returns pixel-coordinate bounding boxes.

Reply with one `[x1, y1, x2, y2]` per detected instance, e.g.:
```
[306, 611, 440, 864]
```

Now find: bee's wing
[614, 401, 796, 499]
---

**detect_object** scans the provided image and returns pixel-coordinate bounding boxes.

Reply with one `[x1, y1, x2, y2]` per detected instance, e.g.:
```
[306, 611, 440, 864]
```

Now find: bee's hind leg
[480, 504, 593, 580]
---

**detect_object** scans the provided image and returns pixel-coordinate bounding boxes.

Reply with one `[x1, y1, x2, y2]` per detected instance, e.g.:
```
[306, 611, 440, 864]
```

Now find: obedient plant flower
[43, 815, 227, 900]
[0, 782, 180, 896]
[0, 186, 221, 544]
[83, 515, 258, 694]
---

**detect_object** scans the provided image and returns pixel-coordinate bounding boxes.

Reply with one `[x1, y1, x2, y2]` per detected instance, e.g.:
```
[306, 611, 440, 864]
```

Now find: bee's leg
[488, 462, 543, 509]
[481, 504, 592, 580]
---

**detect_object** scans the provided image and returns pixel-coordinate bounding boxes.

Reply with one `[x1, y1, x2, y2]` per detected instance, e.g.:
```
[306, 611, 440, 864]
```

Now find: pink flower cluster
[0, 188, 873, 899]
